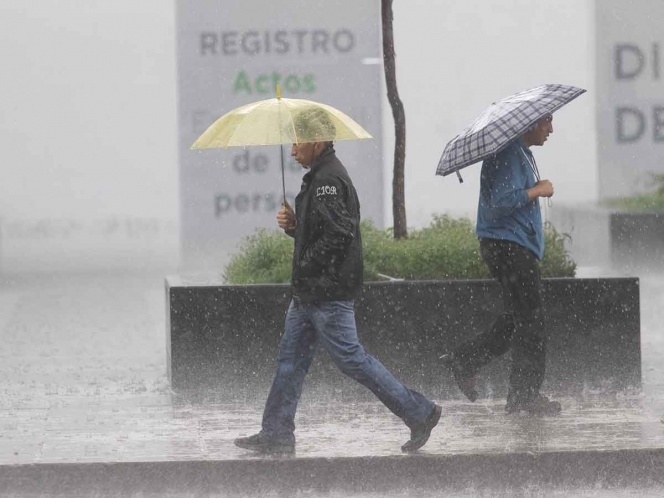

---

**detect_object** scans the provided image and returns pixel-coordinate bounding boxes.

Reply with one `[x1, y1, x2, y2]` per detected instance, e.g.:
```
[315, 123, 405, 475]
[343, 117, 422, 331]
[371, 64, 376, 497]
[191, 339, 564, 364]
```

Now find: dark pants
[454, 238, 546, 409]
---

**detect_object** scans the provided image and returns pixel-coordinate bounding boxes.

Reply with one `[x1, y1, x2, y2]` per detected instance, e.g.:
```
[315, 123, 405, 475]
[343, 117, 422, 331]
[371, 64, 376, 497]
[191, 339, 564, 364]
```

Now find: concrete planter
[550, 204, 664, 270]
[166, 277, 641, 400]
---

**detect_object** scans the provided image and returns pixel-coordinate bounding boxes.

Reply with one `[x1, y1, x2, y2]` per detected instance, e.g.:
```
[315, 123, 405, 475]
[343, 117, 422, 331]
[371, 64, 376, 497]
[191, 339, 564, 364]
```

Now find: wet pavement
[0, 270, 663, 496]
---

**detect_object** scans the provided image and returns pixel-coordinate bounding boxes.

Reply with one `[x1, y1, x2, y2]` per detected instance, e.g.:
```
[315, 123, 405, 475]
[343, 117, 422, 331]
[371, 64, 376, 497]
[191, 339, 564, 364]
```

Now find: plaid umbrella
[435, 84, 586, 179]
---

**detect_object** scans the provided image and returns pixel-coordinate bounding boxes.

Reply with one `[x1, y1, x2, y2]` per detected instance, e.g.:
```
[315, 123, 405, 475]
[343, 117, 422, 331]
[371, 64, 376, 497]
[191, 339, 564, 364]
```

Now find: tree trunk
[381, 0, 407, 239]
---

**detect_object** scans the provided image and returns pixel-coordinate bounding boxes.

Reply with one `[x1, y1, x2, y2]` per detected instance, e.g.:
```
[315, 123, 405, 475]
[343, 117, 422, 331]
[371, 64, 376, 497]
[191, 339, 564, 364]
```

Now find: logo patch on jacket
[316, 185, 337, 197]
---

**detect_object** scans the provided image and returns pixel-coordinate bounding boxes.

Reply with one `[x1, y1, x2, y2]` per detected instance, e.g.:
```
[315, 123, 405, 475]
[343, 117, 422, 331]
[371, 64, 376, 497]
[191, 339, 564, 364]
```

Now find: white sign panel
[596, 0, 664, 200]
[176, 0, 383, 271]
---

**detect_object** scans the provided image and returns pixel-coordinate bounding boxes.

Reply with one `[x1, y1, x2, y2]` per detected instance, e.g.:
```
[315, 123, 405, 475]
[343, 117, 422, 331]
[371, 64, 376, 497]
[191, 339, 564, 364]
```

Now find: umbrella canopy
[190, 88, 373, 206]
[191, 94, 372, 149]
[436, 84, 586, 177]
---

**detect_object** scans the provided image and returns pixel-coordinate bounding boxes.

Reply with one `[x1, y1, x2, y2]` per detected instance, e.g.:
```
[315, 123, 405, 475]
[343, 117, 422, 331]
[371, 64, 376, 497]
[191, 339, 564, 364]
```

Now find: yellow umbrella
[191, 87, 372, 149]
[190, 87, 373, 204]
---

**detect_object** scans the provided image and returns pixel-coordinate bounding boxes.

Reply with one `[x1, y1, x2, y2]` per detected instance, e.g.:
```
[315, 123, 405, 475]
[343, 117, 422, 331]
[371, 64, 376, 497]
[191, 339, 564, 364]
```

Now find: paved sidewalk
[0, 272, 663, 496]
[2, 392, 664, 465]
[2, 394, 664, 496]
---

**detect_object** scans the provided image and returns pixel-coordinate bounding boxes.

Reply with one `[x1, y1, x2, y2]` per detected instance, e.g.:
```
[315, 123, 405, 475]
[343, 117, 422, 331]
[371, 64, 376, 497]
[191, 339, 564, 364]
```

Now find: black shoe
[441, 353, 478, 402]
[506, 395, 562, 416]
[234, 432, 295, 454]
[401, 404, 442, 453]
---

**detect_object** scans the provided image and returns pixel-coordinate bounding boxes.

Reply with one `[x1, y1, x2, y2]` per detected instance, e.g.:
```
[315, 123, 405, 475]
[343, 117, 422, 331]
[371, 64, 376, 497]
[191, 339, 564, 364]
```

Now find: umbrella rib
[282, 99, 299, 145]
[225, 103, 267, 146]
[226, 99, 284, 146]
[215, 100, 262, 147]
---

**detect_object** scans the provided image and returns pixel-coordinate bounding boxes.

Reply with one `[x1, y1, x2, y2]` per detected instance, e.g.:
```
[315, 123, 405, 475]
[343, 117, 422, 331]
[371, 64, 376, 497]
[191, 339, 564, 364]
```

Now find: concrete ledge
[166, 277, 641, 398]
[2, 448, 664, 495]
[550, 203, 664, 269]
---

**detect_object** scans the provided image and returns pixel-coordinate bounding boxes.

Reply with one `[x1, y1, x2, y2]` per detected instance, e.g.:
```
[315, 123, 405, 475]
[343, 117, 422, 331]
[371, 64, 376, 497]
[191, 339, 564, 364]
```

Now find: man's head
[290, 107, 335, 168]
[291, 141, 330, 168]
[293, 107, 336, 142]
[522, 115, 553, 147]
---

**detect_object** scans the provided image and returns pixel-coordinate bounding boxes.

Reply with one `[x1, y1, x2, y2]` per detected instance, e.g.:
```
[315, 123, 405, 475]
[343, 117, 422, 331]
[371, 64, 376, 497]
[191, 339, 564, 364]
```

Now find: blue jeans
[261, 299, 435, 443]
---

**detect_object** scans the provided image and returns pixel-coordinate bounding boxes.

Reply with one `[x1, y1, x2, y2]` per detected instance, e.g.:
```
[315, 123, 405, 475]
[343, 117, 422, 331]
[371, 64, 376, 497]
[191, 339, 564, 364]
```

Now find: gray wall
[596, 0, 664, 199]
[176, 0, 384, 272]
[167, 277, 641, 401]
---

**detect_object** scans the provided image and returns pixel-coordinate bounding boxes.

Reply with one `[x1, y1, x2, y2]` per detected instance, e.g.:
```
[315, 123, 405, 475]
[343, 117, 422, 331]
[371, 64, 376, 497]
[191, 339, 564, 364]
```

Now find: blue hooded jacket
[475, 138, 544, 259]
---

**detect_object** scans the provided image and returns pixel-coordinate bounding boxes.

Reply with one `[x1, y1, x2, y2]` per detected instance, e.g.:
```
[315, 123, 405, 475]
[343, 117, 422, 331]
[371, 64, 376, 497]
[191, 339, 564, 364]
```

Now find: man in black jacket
[234, 108, 441, 454]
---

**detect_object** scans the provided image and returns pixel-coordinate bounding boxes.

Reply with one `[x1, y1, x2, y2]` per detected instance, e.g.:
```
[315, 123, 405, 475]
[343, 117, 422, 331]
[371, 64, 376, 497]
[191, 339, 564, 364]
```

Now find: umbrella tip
[276, 84, 281, 100]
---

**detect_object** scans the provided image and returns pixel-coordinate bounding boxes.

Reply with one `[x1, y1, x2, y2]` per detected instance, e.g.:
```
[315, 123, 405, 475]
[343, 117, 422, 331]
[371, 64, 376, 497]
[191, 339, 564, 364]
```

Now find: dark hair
[525, 114, 553, 132]
[293, 107, 336, 142]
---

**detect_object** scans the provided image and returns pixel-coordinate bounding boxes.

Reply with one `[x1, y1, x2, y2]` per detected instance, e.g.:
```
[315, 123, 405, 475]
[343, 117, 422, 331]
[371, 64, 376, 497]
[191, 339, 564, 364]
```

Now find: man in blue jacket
[234, 108, 441, 454]
[443, 115, 561, 416]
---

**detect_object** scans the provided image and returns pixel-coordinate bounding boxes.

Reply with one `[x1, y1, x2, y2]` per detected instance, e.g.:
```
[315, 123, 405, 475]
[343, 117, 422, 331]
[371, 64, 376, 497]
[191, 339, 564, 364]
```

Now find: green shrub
[361, 216, 488, 280]
[223, 216, 576, 284]
[602, 193, 664, 211]
[223, 228, 294, 284]
[540, 221, 577, 278]
[602, 173, 664, 211]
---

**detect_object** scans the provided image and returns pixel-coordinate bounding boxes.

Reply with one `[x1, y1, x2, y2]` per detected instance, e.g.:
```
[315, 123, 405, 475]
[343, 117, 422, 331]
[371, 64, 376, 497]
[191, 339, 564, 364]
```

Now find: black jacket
[287, 145, 363, 303]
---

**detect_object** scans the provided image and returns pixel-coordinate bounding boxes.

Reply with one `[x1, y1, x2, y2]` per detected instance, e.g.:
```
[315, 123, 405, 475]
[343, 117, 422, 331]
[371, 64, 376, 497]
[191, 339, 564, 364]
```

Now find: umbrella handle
[280, 144, 287, 205]
[456, 171, 464, 183]
[281, 198, 295, 231]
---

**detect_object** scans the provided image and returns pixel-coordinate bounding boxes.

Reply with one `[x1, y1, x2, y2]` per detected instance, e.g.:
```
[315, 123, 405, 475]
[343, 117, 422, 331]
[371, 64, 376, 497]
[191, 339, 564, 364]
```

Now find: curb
[2, 447, 664, 495]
